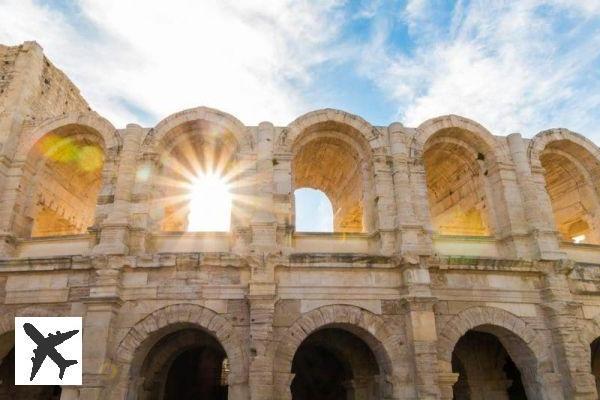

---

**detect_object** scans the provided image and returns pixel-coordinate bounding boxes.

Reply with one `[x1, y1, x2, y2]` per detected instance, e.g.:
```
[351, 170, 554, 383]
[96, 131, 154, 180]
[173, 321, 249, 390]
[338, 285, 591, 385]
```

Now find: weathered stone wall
[0, 42, 600, 400]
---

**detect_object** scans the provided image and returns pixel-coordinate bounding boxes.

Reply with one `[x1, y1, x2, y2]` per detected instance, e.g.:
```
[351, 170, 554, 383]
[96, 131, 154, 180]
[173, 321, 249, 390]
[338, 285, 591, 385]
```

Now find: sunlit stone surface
[1, 41, 600, 399]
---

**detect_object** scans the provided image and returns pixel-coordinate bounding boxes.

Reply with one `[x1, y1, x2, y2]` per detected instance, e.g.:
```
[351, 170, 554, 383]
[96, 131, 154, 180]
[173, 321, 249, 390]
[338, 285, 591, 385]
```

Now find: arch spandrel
[144, 106, 253, 154]
[15, 112, 121, 161]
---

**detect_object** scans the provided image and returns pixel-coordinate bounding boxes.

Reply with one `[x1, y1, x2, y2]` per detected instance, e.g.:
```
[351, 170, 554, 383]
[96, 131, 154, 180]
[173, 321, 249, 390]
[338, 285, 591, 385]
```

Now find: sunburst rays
[152, 128, 262, 232]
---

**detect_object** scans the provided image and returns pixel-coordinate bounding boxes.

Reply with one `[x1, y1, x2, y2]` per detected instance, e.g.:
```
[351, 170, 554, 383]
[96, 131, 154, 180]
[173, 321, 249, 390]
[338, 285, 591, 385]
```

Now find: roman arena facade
[1, 41, 600, 400]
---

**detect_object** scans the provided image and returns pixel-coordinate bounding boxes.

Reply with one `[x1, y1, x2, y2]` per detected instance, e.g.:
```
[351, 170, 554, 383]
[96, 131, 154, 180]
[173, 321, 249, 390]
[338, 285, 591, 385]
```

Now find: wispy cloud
[360, 0, 600, 141]
[0, 0, 599, 144]
[0, 0, 345, 127]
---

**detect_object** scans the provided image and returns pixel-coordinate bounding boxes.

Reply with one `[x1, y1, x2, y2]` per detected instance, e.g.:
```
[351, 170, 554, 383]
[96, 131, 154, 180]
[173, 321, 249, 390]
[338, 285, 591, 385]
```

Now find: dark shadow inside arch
[590, 337, 600, 396]
[129, 327, 228, 400]
[452, 330, 527, 400]
[0, 332, 61, 399]
[291, 327, 381, 400]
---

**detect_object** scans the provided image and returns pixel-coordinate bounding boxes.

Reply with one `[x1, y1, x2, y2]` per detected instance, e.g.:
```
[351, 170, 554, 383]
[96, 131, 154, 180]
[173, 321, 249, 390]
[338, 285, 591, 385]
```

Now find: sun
[187, 172, 232, 232]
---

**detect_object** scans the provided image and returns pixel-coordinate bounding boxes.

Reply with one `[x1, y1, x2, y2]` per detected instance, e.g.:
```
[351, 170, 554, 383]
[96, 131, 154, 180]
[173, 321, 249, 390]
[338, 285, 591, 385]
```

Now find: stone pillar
[401, 258, 440, 400]
[0, 159, 31, 256]
[389, 123, 429, 256]
[248, 122, 278, 400]
[507, 133, 563, 259]
[272, 151, 293, 251]
[540, 260, 598, 399]
[129, 152, 160, 253]
[75, 255, 123, 400]
[372, 153, 397, 255]
[93, 124, 143, 255]
[250, 122, 277, 247]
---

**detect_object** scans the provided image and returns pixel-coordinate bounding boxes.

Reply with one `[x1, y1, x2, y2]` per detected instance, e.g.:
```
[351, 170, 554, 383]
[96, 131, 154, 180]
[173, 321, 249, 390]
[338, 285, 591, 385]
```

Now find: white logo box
[15, 317, 82, 385]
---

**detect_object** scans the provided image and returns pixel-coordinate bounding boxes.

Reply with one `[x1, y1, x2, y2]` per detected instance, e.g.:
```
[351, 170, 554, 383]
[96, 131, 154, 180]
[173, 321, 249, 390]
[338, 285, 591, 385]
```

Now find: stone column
[248, 122, 278, 400]
[128, 152, 160, 253]
[389, 123, 430, 256]
[79, 256, 123, 400]
[250, 122, 277, 247]
[0, 158, 34, 256]
[272, 150, 293, 251]
[372, 153, 397, 255]
[93, 124, 143, 255]
[507, 133, 563, 259]
[401, 258, 440, 400]
[540, 260, 597, 399]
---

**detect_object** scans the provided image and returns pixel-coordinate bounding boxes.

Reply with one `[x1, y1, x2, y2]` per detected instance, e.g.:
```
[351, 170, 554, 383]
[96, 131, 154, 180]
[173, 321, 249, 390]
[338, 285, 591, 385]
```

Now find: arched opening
[156, 121, 237, 232]
[293, 188, 334, 232]
[131, 328, 228, 400]
[16, 125, 105, 237]
[423, 129, 493, 236]
[292, 123, 373, 233]
[590, 337, 600, 396]
[452, 330, 529, 399]
[0, 331, 61, 399]
[539, 141, 600, 244]
[291, 327, 381, 400]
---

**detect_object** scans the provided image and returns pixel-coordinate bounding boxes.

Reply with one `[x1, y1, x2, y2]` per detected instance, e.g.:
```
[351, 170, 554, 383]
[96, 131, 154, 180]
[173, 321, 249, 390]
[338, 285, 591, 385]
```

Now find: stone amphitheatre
[2, 41, 600, 400]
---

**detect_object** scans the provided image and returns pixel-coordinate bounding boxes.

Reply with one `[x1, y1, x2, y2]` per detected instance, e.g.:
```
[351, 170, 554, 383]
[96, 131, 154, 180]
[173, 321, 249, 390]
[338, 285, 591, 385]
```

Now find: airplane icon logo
[23, 323, 79, 381]
[15, 317, 82, 385]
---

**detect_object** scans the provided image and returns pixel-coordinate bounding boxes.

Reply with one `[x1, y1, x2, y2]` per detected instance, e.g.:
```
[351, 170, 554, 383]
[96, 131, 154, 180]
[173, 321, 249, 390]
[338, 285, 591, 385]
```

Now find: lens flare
[187, 172, 232, 232]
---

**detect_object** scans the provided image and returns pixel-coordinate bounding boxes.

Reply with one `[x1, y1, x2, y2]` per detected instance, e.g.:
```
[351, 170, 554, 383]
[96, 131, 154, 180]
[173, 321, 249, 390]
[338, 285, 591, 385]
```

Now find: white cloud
[0, 0, 345, 127]
[365, 0, 600, 141]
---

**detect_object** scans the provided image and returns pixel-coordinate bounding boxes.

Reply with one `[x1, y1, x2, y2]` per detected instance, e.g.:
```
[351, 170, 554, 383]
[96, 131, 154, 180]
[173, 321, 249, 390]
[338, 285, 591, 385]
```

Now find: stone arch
[438, 306, 548, 367]
[5, 113, 120, 238]
[109, 303, 248, 400]
[530, 128, 600, 244]
[438, 306, 554, 399]
[415, 116, 508, 237]
[144, 106, 253, 153]
[282, 109, 384, 233]
[413, 114, 508, 163]
[273, 304, 403, 399]
[280, 108, 384, 155]
[15, 112, 121, 161]
[141, 107, 251, 233]
[529, 128, 600, 169]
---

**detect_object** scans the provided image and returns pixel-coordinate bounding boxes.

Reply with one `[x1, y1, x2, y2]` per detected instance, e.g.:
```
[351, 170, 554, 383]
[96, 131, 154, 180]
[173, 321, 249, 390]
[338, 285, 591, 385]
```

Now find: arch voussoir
[113, 303, 248, 396]
[437, 306, 548, 372]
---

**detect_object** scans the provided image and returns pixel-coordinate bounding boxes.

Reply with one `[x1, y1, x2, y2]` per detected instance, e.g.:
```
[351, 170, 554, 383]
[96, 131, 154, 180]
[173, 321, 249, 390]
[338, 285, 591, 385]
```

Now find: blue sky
[1, 0, 600, 230]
